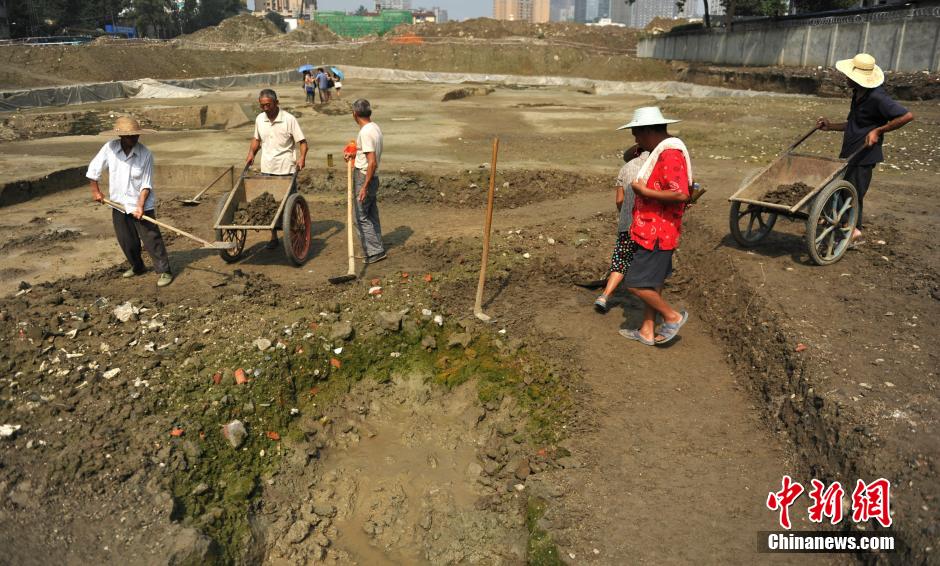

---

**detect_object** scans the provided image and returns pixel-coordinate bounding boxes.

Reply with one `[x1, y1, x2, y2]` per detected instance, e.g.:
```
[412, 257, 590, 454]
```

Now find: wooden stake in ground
[474, 137, 499, 322]
[328, 155, 358, 284]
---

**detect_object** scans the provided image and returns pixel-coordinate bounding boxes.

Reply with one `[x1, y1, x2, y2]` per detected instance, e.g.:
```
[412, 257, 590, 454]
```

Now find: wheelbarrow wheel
[805, 180, 858, 266]
[729, 201, 777, 247]
[214, 196, 246, 263]
[282, 193, 311, 266]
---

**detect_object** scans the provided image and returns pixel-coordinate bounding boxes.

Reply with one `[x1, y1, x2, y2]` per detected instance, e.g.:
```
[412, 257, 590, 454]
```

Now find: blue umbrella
[330, 67, 344, 80]
[298, 64, 315, 73]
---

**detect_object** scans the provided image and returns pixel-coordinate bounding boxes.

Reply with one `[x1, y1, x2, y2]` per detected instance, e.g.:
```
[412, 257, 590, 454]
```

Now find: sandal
[619, 328, 654, 346]
[594, 295, 609, 313]
[655, 310, 689, 345]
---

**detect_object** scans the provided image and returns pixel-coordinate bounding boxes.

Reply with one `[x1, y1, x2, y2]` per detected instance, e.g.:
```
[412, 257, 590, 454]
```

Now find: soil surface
[1, 57, 938, 566]
[763, 181, 813, 205]
[234, 192, 279, 226]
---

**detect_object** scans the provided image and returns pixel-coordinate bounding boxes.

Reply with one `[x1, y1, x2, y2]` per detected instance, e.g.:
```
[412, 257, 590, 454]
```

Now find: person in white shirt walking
[87, 116, 173, 287]
[245, 88, 308, 248]
[344, 99, 386, 264]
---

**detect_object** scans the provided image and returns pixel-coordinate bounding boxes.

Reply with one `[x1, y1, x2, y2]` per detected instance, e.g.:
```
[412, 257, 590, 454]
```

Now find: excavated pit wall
[680, 216, 926, 565]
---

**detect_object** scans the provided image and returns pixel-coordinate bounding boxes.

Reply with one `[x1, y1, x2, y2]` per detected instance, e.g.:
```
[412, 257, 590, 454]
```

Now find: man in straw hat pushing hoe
[87, 116, 173, 287]
[816, 53, 913, 246]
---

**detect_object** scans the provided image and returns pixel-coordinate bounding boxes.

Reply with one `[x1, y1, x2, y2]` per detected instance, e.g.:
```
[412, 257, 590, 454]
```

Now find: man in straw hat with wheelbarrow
[87, 116, 173, 287]
[816, 53, 913, 247]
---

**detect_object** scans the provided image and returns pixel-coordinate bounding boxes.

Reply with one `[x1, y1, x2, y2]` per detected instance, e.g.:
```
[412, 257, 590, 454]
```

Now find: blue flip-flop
[655, 310, 689, 345]
[619, 328, 654, 346]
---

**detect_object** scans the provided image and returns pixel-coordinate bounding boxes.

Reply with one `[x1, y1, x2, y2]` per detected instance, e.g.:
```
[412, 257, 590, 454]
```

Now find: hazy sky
[316, 1, 491, 20]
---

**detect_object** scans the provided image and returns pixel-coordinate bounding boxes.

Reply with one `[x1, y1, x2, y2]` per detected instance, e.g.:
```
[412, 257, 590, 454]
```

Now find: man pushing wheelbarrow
[815, 53, 913, 247]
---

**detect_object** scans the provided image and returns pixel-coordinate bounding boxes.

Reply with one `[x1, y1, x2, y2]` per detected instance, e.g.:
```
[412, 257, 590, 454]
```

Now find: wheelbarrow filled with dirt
[212, 167, 311, 266]
[728, 127, 861, 265]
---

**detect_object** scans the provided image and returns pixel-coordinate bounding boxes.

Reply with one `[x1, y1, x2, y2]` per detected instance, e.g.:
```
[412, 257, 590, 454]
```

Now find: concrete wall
[637, 7, 940, 73]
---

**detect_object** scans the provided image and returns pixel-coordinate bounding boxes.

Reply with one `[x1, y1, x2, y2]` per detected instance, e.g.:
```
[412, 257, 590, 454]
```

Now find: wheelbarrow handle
[787, 126, 820, 152]
[101, 198, 213, 247]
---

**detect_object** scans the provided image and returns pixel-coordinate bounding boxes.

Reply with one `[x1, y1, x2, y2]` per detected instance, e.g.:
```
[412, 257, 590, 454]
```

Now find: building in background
[493, 0, 550, 22]
[609, 0, 681, 28]
[431, 6, 449, 22]
[261, 0, 316, 17]
[585, 0, 601, 21]
[376, 0, 412, 9]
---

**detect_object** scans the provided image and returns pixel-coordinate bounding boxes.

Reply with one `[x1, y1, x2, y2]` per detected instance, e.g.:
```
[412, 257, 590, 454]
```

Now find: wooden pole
[474, 137, 499, 322]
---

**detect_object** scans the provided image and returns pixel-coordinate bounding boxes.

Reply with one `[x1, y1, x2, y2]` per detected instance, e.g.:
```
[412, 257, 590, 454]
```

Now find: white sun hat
[616, 106, 681, 130]
[835, 53, 884, 89]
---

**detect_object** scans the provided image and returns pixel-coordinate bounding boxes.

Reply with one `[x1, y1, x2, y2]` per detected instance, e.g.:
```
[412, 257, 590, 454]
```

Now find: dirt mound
[233, 192, 278, 225]
[389, 17, 641, 52]
[763, 181, 812, 205]
[645, 17, 691, 32]
[0, 229, 81, 252]
[312, 99, 354, 116]
[273, 22, 340, 44]
[299, 167, 607, 209]
[442, 86, 494, 102]
[181, 14, 283, 45]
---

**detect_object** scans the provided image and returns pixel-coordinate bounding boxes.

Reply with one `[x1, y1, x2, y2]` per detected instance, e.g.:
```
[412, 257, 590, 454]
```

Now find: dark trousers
[843, 165, 874, 229]
[112, 208, 170, 274]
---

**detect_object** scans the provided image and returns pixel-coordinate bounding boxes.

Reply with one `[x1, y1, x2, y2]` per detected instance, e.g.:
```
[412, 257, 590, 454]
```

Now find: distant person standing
[245, 88, 308, 248]
[315, 68, 331, 104]
[87, 116, 173, 287]
[344, 99, 386, 264]
[816, 53, 913, 245]
[303, 71, 315, 104]
[332, 71, 343, 98]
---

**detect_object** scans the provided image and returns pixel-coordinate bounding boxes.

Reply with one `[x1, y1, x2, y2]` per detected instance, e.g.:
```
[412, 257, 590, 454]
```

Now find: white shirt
[86, 139, 155, 211]
[355, 121, 382, 174]
[253, 110, 305, 175]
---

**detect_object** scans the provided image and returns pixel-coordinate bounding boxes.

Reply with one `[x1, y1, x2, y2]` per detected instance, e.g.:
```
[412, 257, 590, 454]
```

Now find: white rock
[103, 368, 121, 379]
[333, 347, 343, 355]
[433, 314, 444, 327]
[254, 338, 272, 351]
[112, 302, 138, 323]
[421, 308, 433, 318]
[0, 424, 22, 439]
[522, 253, 531, 259]
[547, 238, 555, 245]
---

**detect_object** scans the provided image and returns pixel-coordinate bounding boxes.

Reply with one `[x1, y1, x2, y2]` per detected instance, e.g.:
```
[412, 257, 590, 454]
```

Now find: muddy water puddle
[320, 376, 523, 564]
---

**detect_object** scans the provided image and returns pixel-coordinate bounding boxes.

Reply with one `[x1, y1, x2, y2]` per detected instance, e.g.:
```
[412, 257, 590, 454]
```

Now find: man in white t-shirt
[344, 98, 386, 264]
[245, 88, 308, 248]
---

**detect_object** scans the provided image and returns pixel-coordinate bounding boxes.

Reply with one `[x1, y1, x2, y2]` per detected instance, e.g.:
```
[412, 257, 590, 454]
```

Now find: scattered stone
[313, 503, 336, 517]
[253, 338, 272, 351]
[448, 332, 472, 348]
[112, 302, 138, 323]
[376, 311, 403, 332]
[222, 420, 247, 449]
[329, 321, 354, 341]
[103, 368, 121, 379]
[368, 286, 383, 296]
[285, 520, 311, 544]
[496, 421, 515, 436]
[192, 483, 210, 496]
[466, 461, 484, 478]
[421, 308, 433, 319]
[514, 459, 531, 480]
[166, 527, 218, 565]
[0, 424, 22, 439]
[483, 459, 502, 476]
[421, 335, 437, 350]
[433, 314, 444, 326]
[556, 456, 583, 469]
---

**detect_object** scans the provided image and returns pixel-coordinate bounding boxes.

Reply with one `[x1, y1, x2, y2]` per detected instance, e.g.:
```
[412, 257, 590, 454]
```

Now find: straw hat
[617, 106, 681, 130]
[100, 116, 155, 136]
[835, 53, 884, 89]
